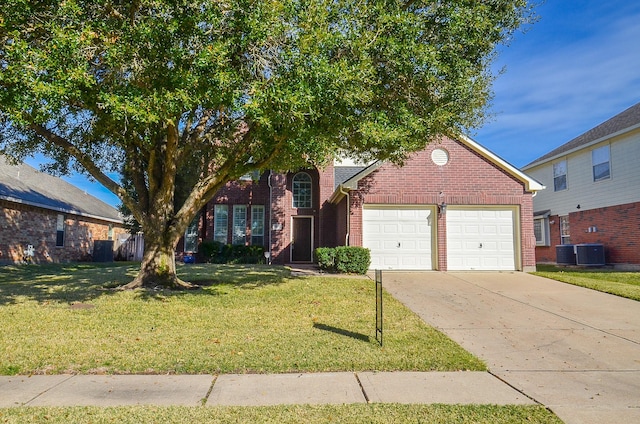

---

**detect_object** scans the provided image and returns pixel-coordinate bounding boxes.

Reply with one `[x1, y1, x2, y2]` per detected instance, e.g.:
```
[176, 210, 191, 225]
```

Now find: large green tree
[0, 0, 533, 289]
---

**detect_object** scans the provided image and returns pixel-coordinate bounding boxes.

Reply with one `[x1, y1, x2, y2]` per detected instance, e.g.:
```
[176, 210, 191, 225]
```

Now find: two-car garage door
[362, 206, 517, 271]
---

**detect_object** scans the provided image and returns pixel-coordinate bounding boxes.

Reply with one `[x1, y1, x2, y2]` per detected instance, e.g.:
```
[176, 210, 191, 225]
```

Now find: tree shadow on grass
[0, 263, 137, 306]
[313, 322, 371, 343]
[0, 263, 294, 305]
[180, 263, 291, 286]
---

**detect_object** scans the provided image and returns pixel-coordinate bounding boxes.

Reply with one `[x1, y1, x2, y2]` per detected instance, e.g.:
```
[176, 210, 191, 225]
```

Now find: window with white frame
[233, 205, 247, 245]
[592, 145, 610, 181]
[56, 214, 65, 247]
[560, 216, 571, 245]
[292, 172, 312, 208]
[251, 205, 265, 246]
[553, 160, 567, 191]
[533, 217, 550, 246]
[184, 214, 199, 252]
[213, 205, 228, 244]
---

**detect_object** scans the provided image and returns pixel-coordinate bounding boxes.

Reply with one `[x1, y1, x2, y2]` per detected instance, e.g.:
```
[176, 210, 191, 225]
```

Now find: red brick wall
[0, 199, 126, 263]
[203, 137, 538, 269]
[536, 202, 640, 265]
[347, 137, 536, 271]
[206, 169, 326, 264]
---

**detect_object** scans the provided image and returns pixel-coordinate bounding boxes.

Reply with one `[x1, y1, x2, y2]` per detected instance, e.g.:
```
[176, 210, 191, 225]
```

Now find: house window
[108, 224, 113, 241]
[592, 145, 610, 181]
[56, 214, 65, 247]
[560, 216, 571, 245]
[292, 172, 312, 208]
[233, 205, 247, 245]
[533, 218, 549, 246]
[533, 213, 550, 246]
[214, 205, 228, 244]
[184, 214, 200, 252]
[239, 170, 261, 182]
[251, 205, 265, 246]
[553, 160, 567, 191]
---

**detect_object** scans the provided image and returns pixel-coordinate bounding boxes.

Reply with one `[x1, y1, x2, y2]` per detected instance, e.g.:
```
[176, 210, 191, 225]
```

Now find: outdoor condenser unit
[556, 244, 576, 265]
[575, 243, 605, 266]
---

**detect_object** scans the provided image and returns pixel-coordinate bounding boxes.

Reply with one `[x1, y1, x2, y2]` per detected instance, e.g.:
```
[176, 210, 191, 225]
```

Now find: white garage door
[363, 206, 433, 270]
[446, 209, 516, 271]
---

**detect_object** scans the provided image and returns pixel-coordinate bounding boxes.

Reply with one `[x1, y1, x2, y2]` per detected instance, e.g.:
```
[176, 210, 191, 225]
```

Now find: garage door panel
[363, 207, 433, 270]
[447, 208, 515, 271]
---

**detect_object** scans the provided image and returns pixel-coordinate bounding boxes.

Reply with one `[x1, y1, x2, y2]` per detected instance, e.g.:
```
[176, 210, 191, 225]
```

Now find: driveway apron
[381, 272, 640, 424]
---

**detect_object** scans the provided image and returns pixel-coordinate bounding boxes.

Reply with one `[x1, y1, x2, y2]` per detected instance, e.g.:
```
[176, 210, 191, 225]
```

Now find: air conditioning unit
[575, 244, 605, 266]
[556, 244, 576, 265]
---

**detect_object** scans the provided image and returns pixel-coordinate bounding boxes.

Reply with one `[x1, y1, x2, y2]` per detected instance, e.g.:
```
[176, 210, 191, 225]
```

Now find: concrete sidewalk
[0, 372, 535, 407]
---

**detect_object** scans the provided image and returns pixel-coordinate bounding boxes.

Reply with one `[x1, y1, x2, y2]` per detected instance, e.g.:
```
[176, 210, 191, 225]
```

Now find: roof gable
[329, 135, 544, 203]
[0, 156, 122, 222]
[524, 102, 640, 169]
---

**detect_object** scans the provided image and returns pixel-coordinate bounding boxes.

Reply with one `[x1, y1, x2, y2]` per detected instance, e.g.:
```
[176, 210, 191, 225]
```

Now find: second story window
[292, 172, 312, 208]
[553, 160, 567, 191]
[592, 145, 610, 182]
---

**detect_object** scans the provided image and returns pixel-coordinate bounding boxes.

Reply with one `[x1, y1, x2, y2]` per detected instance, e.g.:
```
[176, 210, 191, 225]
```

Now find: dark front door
[292, 217, 313, 262]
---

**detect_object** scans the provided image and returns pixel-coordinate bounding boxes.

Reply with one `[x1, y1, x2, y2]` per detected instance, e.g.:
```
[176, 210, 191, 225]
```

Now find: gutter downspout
[338, 185, 350, 246]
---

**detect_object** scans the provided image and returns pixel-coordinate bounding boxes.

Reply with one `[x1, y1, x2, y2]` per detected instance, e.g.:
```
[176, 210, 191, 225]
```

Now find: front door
[291, 217, 313, 262]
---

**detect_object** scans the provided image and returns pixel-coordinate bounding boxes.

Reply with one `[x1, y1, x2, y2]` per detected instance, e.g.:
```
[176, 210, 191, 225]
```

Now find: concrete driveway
[382, 271, 640, 424]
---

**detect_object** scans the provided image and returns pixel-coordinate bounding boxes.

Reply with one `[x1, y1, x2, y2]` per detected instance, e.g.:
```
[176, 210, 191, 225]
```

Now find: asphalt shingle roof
[334, 166, 366, 188]
[0, 156, 121, 222]
[524, 102, 640, 168]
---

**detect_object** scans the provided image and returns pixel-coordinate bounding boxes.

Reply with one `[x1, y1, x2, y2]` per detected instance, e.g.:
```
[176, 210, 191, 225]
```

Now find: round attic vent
[431, 148, 449, 166]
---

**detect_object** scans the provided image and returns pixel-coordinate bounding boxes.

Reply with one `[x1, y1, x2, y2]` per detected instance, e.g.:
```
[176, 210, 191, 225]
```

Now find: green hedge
[314, 246, 370, 274]
[198, 241, 265, 264]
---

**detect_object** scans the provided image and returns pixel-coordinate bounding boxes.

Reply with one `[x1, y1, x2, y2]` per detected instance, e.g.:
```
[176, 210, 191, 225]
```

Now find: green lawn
[533, 265, 640, 301]
[0, 404, 563, 424]
[0, 263, 562, 423]
[0, 263, 483, 375]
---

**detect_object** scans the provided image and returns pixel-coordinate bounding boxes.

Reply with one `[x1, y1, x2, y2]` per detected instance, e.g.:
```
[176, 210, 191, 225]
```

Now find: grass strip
[0, 404, 562, 424]
[533, 265, 640, 301]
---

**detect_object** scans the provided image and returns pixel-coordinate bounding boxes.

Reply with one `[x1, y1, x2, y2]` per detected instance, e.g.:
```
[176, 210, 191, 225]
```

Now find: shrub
[335, 246, 370, 274]
[315, 246, 370, 275]
[315, 247, 336, 271]
[198, 241, 265, 264]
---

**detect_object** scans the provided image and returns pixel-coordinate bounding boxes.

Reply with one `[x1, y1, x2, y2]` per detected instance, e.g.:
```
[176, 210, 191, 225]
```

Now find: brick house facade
[195, 135, 543, 271]
[0, 157, 126, 264]
[533, 202, 640, 266]
[523, 102, 640, 268]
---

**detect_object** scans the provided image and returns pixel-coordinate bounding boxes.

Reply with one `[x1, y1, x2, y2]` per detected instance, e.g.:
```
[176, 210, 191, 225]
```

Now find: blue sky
[474, 0, 640, 167]
[26, 0, 640, 208]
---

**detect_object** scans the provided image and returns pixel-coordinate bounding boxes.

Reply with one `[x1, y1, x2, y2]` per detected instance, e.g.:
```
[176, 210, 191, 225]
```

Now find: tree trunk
[121, 234, 197, 290]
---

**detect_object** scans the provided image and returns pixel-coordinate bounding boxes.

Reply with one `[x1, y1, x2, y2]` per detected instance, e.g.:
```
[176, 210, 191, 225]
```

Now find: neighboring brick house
[193, 135, 543, 271]
[0, 156, 126, 264]
[523, 102, 640, 269]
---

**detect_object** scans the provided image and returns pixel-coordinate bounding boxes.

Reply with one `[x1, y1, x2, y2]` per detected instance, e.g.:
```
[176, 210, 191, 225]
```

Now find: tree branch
[29, 123, 132, 206]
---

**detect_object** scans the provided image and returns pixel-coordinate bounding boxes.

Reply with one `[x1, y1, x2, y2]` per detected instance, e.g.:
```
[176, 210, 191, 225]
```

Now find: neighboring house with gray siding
[0, 156, 126, 263]
[523, 102, 640, 268]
